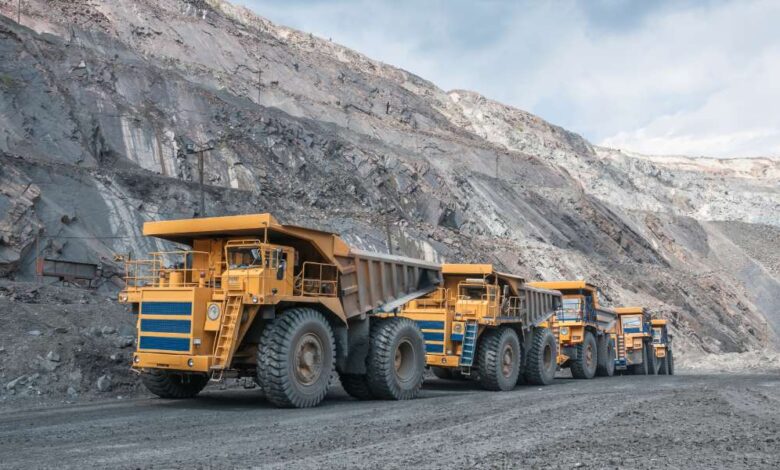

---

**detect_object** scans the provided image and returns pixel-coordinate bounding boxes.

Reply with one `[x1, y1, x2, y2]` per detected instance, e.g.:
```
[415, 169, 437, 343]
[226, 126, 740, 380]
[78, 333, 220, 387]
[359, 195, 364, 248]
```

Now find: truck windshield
[228, 247, 263, 269]
[459, 285, 485, 300]
[557, 298, 581, 321]
[621, 315, 643, 332]
[652, 328, 662, 343]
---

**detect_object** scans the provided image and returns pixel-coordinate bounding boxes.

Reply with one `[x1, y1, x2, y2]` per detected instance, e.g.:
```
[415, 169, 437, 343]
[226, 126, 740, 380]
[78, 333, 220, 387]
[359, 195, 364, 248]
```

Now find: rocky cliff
[1, 0, 778, 363]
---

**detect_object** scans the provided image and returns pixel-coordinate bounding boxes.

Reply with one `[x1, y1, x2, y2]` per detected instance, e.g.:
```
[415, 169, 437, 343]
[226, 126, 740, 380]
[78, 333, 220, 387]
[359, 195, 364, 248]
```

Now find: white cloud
[238, 0, 780, 158]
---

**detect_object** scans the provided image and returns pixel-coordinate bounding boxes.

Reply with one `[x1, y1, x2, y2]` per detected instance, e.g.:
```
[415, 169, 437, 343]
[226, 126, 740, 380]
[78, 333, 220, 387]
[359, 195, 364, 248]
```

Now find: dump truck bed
[594, 309, 618, 331]
[511, 285, 562, 330]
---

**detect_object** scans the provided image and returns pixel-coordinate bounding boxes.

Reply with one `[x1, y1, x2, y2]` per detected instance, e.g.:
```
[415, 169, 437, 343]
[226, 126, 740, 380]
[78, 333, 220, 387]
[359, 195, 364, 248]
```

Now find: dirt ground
[0, 373, 777, 469]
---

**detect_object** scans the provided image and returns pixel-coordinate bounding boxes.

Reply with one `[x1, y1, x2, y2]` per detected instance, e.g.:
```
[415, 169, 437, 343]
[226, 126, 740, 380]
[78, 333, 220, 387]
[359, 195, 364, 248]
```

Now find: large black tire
[645, 341, 658, 375]
[140, 369, 209, 399]
[257, 308, 335, 408]
[570, 331, 598, 379]
[477, 327, 521, 391]
[431, 367, 453, 380]
[366, 317, 425, 400]
[596, 335, 616, 377]
[524, 328, 557, 385]
[658, 348, 670, 375]
[431, 367, 467, 381]
[632, 345, 649, 375]
[668, 349, 675, 375]
[340, 373, 375, 400]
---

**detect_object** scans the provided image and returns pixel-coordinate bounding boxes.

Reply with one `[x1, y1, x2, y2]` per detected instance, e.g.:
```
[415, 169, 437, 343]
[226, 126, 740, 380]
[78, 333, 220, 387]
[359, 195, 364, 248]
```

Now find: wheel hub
[543, 343, 552, 369]
[394, 339, 415, 382]
[585, 343, 594, 367]
[501, 345, 514, 377]
[294, 333, 323, 386]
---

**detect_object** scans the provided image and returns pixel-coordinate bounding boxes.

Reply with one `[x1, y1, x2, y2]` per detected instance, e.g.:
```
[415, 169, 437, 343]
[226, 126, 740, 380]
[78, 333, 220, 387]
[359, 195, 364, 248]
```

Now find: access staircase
[210, 293, 243, 380]
[459, 321, 478, 368]
[615, 334, 628, 369]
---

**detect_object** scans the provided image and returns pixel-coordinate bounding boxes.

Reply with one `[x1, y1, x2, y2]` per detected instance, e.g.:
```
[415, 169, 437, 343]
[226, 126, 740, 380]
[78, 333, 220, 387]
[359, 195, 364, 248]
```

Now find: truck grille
[138, 336, 190, 352]
[138, 302, 192, 352]
[140, 302, 192, 315]
[140, 319, 191, 334]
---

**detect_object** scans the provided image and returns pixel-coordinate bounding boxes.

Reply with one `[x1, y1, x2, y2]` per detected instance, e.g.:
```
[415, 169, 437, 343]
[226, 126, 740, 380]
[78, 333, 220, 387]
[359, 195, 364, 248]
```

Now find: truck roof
[442, 263, 523, 281]
[143, 213, 352, 258]
[526, 280, 597, 293]
[615, 306, 645, 315]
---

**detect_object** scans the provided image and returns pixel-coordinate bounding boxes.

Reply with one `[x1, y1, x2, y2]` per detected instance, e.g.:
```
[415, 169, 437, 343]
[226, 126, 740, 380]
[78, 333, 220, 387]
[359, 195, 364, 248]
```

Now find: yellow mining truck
[650, 318, 675, 375]
[527, 281, 617, 379]
[613, 307, 674, 375]
[394, 264, 562, 391]
[119, 213, 441, 408]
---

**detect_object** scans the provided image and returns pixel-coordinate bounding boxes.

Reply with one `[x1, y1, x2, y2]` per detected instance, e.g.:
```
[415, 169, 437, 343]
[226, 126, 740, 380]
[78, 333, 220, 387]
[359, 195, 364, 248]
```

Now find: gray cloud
[238, 0, 780, 157]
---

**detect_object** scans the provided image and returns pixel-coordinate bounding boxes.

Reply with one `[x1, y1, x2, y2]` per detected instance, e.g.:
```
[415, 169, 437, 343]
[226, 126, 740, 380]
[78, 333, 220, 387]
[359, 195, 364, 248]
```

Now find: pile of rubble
[0, 280, 142, 405]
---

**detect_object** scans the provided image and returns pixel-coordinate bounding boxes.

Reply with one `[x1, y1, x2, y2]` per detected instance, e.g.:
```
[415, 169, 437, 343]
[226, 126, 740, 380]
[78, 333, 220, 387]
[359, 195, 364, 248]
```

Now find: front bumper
[132, 352, 211, 373]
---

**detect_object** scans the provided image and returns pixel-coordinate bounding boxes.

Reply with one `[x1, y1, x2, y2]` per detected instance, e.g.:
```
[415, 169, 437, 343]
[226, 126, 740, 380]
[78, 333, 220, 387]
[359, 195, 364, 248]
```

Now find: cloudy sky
[237, 0, 780, 158]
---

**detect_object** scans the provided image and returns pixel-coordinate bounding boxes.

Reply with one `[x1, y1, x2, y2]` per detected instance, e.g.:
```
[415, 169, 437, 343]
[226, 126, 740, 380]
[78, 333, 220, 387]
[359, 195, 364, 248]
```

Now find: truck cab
[527, 281, 617, 380]
[613, 307, 673, 375]
[650, 318, 674, 375]
[398, 264, 561, 390]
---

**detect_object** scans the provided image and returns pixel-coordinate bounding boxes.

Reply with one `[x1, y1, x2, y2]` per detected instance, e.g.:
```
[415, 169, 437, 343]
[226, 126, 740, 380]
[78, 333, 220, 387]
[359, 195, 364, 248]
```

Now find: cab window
[459, 285, 485, 300]
[621, 315, 643, 330]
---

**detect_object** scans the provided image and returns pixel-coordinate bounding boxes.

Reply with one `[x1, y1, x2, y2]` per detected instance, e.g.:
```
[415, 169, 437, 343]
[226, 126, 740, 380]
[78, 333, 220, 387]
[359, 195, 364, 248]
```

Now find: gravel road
[1, 374, 778, 469]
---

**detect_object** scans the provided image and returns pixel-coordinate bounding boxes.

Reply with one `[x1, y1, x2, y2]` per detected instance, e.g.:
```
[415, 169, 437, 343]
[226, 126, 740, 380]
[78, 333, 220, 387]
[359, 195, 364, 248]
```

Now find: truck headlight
[207, 303, 220, 321]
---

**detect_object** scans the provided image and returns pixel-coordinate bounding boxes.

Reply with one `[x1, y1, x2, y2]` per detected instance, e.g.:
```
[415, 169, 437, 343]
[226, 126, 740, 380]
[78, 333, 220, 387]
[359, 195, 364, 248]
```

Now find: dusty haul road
[1, 374, 778, 469]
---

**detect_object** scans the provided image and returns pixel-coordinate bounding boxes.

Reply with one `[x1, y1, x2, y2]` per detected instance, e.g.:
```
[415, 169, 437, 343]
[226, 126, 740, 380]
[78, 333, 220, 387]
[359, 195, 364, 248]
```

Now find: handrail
[415, 287, 449, 308]
[294, 261, 338, 297]
[124, 250, 213, 288]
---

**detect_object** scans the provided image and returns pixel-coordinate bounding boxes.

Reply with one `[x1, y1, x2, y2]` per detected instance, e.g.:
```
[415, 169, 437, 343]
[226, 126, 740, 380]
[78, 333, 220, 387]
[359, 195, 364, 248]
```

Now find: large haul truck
[527, 281, 617, 379]
[613, 307, 674, 375]
[119, 213, 441, 408]
[391, 264, 562, 391]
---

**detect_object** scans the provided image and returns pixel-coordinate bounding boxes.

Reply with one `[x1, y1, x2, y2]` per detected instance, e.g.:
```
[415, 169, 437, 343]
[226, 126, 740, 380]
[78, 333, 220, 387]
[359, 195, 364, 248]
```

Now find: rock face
[0, 0, 778, 361]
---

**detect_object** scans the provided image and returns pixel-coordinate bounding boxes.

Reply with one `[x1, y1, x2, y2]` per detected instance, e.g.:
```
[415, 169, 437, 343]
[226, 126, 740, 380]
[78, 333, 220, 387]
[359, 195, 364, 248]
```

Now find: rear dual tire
[341, 317, 426, 401]
[431, 367, 466, 381]
[523, 328, 557, 385]
[141, 370, 209, 399]
[596, 335, 616, 377]
[630, 344, 650, 375]
[658, 348, 670, 375]
[645, 341, 658, 375]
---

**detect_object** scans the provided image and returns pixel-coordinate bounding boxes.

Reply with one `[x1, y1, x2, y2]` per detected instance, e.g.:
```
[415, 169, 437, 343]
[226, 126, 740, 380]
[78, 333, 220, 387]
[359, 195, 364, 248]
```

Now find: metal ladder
[459, 321, 478, 367]
[616, 334, 627, 365]
[210, 294, 243, 379]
